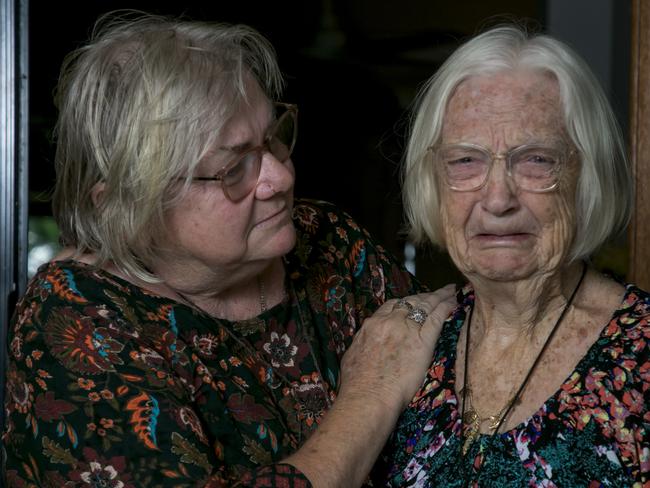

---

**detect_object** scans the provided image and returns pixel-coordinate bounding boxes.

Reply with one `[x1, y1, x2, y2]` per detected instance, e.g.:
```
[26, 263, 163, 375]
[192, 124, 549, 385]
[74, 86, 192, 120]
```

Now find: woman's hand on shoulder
[285, 285, 457, 487]
[340, 284, 457, 410]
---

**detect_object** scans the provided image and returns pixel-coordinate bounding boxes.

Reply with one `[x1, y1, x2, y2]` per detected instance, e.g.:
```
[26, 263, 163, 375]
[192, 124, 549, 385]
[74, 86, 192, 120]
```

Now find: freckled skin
[439, 70, 626, 433]
[440, 70, 579, 284]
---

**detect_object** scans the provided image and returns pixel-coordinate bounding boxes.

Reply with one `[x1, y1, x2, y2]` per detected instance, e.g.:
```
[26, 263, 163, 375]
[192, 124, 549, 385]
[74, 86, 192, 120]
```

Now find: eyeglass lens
[223, 107, 296, 201]
[437, 144, 562, 192]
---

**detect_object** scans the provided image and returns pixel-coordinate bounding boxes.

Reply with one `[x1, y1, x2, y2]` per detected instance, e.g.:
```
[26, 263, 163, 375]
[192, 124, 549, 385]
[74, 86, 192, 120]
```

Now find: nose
[480, 156, 520, 215]
[255, 150, 295, 200]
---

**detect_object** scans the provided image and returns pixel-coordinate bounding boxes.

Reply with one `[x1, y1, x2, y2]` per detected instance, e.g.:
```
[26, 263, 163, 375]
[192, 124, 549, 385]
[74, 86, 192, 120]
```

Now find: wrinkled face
[160, 81, 296, 274]
[439, 70, 580, 282]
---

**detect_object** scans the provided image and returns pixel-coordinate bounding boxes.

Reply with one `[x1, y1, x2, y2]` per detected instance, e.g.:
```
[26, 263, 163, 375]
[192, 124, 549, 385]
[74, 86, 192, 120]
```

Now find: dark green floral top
[2, 200, 420, 488]
[376, 284, 650, 488]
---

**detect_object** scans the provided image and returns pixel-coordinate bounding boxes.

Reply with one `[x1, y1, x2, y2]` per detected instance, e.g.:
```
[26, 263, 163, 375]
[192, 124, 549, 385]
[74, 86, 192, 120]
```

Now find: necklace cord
[461, 262, 588, 449]
[258, 276, 267, 313]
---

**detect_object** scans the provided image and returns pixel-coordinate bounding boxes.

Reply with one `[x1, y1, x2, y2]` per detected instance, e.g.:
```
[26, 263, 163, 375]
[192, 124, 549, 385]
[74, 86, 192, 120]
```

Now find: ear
[90, 181, 106, 208]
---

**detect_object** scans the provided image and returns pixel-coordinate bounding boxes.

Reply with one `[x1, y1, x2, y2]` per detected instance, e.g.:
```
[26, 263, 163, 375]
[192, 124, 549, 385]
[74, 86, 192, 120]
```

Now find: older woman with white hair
[376, 25, 649, 486]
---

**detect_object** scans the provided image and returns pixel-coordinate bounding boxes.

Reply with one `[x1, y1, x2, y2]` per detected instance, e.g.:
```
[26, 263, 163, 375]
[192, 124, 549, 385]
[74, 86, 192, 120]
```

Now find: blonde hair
[52, 10, 284, 281]
[403, 25, 632, 262]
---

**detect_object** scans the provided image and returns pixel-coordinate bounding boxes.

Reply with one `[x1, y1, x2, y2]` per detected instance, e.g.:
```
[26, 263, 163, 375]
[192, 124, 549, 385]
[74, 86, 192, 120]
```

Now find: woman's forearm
[283, 388, 403, 487]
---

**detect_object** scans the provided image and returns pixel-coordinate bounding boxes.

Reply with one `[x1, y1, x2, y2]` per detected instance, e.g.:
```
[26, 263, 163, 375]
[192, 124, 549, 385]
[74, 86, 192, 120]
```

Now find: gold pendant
[486, 414, 501, 431]
[462, 408, 480, 455]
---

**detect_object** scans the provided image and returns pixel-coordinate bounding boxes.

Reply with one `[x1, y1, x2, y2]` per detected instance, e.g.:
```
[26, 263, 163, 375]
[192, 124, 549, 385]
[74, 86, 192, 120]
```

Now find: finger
[418, 295, 456, 337]
[399, 285, 455, 316]
[403, 305, 429, 328]
[374, 284, 458, 323]
[373, 297, 405, 316]
[393, 298, 416, 315]
[406, 287, 456, 329]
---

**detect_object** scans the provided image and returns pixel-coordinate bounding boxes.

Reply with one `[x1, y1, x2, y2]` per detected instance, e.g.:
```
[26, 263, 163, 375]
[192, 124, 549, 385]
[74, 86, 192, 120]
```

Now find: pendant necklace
[460, 262, 587, 456]
[258, 275, 267, 312]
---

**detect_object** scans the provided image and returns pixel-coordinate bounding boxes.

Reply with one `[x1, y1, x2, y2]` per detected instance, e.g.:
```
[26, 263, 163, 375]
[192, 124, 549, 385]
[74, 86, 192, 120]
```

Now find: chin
[473, 267, 533, 282]
[459, 250, 541, 282]
[258, 223, 297, 260]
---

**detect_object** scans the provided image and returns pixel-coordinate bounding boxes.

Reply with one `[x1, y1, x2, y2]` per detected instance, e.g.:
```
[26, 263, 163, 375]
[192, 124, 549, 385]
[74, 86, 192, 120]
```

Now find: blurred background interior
[25, 0, 631, 289]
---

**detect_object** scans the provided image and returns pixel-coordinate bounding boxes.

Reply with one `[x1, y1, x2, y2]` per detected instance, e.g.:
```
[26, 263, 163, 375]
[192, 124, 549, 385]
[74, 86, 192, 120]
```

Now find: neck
[468, 262, 585, 344]
[55, 248, 287, 321]
[460, 262, 587, 442]
[153, 257, 286, 321]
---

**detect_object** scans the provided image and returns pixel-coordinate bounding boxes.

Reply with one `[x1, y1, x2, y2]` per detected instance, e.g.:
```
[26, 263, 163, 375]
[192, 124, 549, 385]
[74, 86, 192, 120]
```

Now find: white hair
[403, 25, 632, 262]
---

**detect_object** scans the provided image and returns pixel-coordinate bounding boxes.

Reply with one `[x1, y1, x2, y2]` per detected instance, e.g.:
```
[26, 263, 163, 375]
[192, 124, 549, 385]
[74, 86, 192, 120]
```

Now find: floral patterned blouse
[2, 199, 420, 488]
[376, 284, 650, 487]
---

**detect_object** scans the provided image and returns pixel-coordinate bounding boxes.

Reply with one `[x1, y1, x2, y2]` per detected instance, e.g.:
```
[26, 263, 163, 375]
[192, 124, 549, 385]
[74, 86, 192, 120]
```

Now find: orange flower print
[44, 308, 124, 374]
[78, 378, 95, 390]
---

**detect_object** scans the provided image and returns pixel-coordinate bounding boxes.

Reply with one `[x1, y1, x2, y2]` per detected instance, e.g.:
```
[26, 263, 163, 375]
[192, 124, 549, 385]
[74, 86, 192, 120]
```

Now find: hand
[284, 284, 458, 487]
[339, 284, 457, 410]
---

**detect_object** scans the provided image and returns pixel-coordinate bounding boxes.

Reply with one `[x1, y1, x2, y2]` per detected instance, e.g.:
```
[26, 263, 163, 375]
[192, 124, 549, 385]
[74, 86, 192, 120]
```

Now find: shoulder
[613, 283, 650, 338]
[292, 199, 364, 239]
[595, 283, 650, 385]
[6, 263, 189, 435]
[21, 259, 134, 306]
[290, 198, 397, 268]
[621, 283, 650, 311]
[613, 283, 650, 329]
[288, 199, 422, 304]
[291, 199, 392, 274]
[9, 259, 172, 370]
[579, 271, 649, 339]
[290, 199, 364, 268]
[5, 265, 220, 485]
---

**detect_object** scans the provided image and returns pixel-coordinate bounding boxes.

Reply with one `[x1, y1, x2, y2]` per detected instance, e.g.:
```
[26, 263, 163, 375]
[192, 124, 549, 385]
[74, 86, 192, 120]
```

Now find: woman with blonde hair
[3, 11, 455, 487]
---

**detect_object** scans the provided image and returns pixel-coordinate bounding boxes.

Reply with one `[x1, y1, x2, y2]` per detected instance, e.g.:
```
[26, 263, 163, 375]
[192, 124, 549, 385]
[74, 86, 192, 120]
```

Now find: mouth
[473, 232, 532, 245]
[255, 206, 290, 228]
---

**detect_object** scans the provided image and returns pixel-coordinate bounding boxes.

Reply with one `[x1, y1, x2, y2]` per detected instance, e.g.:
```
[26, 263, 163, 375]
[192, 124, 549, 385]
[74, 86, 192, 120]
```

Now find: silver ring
[406, 307, 428, 326]
[396, 298, 428, 326]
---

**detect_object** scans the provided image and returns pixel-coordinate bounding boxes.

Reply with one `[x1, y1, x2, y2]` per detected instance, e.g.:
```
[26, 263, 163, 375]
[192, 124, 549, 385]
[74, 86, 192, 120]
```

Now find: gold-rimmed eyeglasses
[430, 143, 575, 193]
[192, 102, 298, 202]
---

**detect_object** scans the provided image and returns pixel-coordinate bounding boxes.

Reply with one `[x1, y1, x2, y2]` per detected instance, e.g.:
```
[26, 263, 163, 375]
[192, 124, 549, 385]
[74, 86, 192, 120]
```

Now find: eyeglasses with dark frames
[191, 102, 298, 202]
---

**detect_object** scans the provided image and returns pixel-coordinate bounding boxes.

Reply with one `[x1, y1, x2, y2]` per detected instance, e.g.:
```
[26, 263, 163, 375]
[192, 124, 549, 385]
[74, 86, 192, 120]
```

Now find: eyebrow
[218, 141, 255, 153]
[217, 105, 277, 153]
[444, 139, 568, 148]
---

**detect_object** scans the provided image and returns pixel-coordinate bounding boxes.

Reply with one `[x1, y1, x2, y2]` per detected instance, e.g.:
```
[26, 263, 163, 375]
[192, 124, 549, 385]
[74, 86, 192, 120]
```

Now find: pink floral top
[376, 284, 650, 487]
